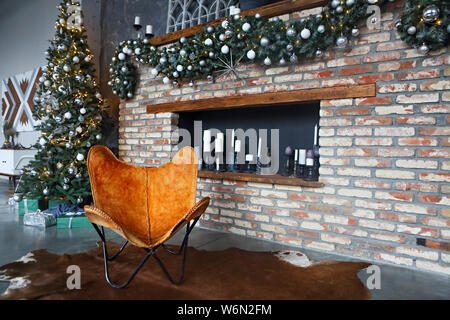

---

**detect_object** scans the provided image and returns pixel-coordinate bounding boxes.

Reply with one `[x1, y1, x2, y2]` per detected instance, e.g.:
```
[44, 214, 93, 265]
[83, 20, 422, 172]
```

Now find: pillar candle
[299, 149, 306, 165]
[314, 124, 318, 146]
[146, 25, 153, 34]
[134, 16, 141, 25]
[235, 140, 241, 152]
[216, 157, 220, 171]
[295, 149, 298, 161]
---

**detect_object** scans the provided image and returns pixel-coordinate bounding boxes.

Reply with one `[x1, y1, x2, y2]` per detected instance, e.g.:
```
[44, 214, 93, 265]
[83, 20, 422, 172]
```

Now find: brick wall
[118, 0, 450, 275]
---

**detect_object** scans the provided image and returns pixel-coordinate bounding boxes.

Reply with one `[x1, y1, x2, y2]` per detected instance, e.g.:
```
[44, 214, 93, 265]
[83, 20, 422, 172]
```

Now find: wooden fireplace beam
[146, 84, 376, 113]
[150, 0, 328, 47]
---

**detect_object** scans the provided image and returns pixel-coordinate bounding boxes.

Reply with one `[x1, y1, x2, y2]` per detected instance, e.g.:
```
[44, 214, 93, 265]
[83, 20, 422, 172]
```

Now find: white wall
[0, 0, 61, 147]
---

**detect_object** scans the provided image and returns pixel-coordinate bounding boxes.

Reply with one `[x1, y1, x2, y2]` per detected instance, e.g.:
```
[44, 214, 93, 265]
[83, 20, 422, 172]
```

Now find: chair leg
[90, 217, 200, 288]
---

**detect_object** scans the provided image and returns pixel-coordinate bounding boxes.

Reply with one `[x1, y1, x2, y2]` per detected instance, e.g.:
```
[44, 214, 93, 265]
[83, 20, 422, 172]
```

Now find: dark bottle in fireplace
[282, 146, 294, 176]
[304, 149, 317, 181]
[296, 149, 306, 178]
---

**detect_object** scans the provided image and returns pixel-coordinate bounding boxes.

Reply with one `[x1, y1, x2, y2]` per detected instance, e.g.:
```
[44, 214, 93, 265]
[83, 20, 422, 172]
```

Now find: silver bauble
[286, 28, 296, 37]
[180, 37, 186, 43]
[419, 43, 430, 54]
[395, 21, 402, 29]
[316, 49, 323, 57]
[77, 197, 83, 204]
[336, 6, 343, 13]
[407, 26, 416, 35]
[289, 54, 298, 63]
[346, 0, 355, 5]
[65, 142, 72, 149]
[127, 92, 133, 98]
[75, 173, 82, 179]
[189, 81, 194, 87]
[279, 58, 286, 65]
[300, 28, 311, 39]
[351, 28, 360, 37]
[242, 22, 251, 32]
[68, 167, 75, 175]
[209, 51, 215, 58]
[63, 184, 69, 191]
[286, 44, 294, 51]
[317, 25, 325, 33]
[422, 5, 440, 24]
[207, 26, 214, 33]
[264, 57, 271, 66]
[180, 49, 186, 56]
[331, 0, 339, 8]
[255, 13, 261, 19]
[221, 45, 230, 54]
[159, 57, 167, 64]
[199, 60, 206, 66]
[336, 36, 348, 47]
[78, 115, 84, 122]
[64, 177, 70, 183]
[43, 188, 49, 195]
[96, 134, 102, 140]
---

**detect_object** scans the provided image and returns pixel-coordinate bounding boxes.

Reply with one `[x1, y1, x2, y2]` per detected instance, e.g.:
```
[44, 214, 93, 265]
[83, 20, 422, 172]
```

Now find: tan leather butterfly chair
[84, 145, 210, 288]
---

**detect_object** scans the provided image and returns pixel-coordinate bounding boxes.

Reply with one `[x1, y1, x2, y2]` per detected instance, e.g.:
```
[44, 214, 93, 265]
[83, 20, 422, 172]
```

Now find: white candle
[231, 129, 235, 147]
[235, 140, 241, 152]
[257, 137, 262, 158]
[146, 25, 153, 34]
[216, 157, 220, 170]
[134, 16, 141, 25]
[306, 158, 314, 166]
[314, 124, 318, 146]
[299, 149, 306, 165]
[234, 7, 241, 14]
[295, 149, 298, 161]
[229, 6, 235, 15]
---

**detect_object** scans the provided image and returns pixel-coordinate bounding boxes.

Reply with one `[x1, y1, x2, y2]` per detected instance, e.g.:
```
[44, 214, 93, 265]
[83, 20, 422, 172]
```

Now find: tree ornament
[246, 49, 256, 60]
[80, 108, 86, 114]
[84, 56, 91, 62]
[43, 188, 49, 195]
[219, 34, 226, 41]
[221, 45, 230, 54]
[121, 66, 128, 73]
[63, 64, 70, 72]
[264, 57, 271, 66]
[143, 38, 149, 44]
[272, 16, 279, 22]
[39, 76, 45, 83]
[336, 36, 348, 47]
[207, 26, 214, 33]
[176, 65, 184, 72]
[346, 0, 355, 6]
[75, 173, 82, 179]
[260, 37, 270, 46]
[76, 153, 84, 161]
[162, 76, 170, 84]
[65, 142, 72, 149]
[187, 65, 193, 71]
[151, 68, 158, 76]
[64, 112, 72, 120]
[300, 28, 311, 39]
[317, 25, 325, 33]
[64, 177, 70, 184]
[68, 167, 75, 175]
[225, 30, 233, 37]
[422, 5, 440, 24]
[316, 49, 323, 57]
[159, 56, 167, 64]
[242, 22, 251, 32]
[63, 184, 70, 191]
[286, 28, 296, 37]
[447, 25, 450, 33]
[135, 48, 141, 55]
[279, 58, 286, 65]
[351, 28, 360, 37]
[180, 37, 186, 43]
[30, 170, 37, 176]
[78, 115, 84, 122]
[44, 80, 51, 87]
[73, 56, 80, 63]
[172, 80, 178, 86]
[118, 52, 126, 60]
[207, 75, 213, 80]
[52, 73, 59, 80]
[204, 38, 213, 46]
[173, 71, 179, 78]
[199, 60, 206, 66]
[39, 137, 46, 146]
[189, 81, 194, 87]
[336, 6, 343, 13]
[286, 44, 294, 51]
[290, 53, 298, 63]
[180, 49, 186, 56]
[209, 51, 215, 58]
[221, 20, 229, 29]
[395, 21, 402, 29]
[77, 197, 83, 204]
[255, 13, 261, 19]
[331, 0, 339, 8]
[419, 43, 430, 54]
[407, 26, 416, 35]
[69, 130, 75, 137]
[96, 134, 102, 140]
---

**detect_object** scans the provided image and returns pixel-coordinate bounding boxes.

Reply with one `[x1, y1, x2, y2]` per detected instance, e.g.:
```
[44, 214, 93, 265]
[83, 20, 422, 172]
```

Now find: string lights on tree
[18, 0, 105, 204]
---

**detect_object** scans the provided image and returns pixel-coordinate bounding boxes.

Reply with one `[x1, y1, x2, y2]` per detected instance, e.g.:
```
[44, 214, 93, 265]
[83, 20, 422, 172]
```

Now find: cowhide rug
[0, 242, 371, 300]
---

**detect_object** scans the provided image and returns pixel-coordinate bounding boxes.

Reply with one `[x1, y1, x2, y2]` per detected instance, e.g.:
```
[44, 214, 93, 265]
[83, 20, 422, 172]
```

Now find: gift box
[23, 210, 57, 228]
[57, 214, 91, 229]
[18, 199, 48, 215]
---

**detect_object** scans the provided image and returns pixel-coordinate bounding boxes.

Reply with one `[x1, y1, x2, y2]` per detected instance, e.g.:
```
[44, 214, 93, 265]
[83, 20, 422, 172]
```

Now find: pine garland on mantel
[108, 0, 448, 99]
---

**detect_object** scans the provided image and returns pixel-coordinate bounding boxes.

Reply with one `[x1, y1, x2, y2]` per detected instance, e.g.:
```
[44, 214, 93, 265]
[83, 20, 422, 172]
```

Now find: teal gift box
[48, 199, 68, 209]
[18, 199, 48, 215]
[57, 214, 91, 229]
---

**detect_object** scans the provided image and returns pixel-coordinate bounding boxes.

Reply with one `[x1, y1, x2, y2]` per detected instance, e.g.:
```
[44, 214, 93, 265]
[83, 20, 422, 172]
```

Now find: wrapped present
[23, 210, 57, 228]
[57, 213, 91, 229]
[18, 199, 48, 215]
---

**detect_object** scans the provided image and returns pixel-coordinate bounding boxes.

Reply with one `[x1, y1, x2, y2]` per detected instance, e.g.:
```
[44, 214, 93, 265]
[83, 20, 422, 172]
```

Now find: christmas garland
[108, 0, 443, 99]
[396, 0, 449, 54]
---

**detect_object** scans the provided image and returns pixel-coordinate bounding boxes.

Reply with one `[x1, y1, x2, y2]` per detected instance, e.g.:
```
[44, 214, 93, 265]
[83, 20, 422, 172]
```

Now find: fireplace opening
[177, 102, 320, 180]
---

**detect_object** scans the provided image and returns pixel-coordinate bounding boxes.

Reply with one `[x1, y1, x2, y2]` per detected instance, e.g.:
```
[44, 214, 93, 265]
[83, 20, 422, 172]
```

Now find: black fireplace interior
[177, 102, 320, 176]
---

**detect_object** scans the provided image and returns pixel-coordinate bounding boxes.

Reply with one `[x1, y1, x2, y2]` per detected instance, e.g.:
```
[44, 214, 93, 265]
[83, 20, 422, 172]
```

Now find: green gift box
[57, 214, 91, 229]
[18, 199, 48, 215]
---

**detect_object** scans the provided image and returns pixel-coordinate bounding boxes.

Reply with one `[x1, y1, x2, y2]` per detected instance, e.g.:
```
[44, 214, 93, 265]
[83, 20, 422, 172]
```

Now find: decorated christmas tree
[18, 0, 104, 204]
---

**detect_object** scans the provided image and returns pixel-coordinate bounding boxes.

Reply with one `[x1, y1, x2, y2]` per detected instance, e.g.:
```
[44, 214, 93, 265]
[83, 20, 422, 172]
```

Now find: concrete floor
[0, 179, 449, 299]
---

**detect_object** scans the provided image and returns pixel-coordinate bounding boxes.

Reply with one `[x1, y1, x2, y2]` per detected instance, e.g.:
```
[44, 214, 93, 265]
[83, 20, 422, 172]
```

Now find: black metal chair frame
[91, 216, 200, 289]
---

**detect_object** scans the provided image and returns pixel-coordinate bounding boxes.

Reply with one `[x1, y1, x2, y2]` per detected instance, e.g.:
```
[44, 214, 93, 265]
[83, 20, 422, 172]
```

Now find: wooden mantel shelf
[198, 170, 324, 188]
[146, 84, 376, 113]
[151, 0, 327, 47]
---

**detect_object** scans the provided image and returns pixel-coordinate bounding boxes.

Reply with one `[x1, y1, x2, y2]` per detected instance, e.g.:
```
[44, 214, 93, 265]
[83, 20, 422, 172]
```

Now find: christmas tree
[18, 0, 104, 204]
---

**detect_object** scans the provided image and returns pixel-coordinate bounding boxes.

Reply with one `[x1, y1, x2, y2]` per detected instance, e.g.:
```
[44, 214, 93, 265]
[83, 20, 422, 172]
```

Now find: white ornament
[76, 126, 82, 133]
[242, 22, 251, 32]
[419, 43, 430, 54]
[221, 45, 230, 54]
[64, 112, 72, 119]
[180, 37, 187, 43]
[159, 57, 167, 64]
[187, 65, 193, 71]
[122, 46, 129, 54]
[204, 38, 213, 46]
[121, 66, 128, 73]
[163, 76, 170, 84]
[260, 37, 269, 46]
[351, 28, 360, 37]
[180, 49, 186, 56]
[279, 58, 286, 65]
[176, 65, 184, 72]
[336, 6, 343, 13]
[407, 26, 417, 35]
[127, 92, 133, 98]
[118, 52, 126, 60]
[151, 68, 158, 76]
[318, 25, 325, 33]
[39, 137, 46, 146]
[44, 80, 51, 87]
[63, 64, 70, 72]
[264, 57, 271, 66]
[219, 34, 225, 41]
[39, 76, 45, 83]
[286, 28, 296, 37]
[255, 13, 261, 19]
[336, 36, 348, 47]
[96, 134, 102, 140]
[246, 49, 256, 60]
[84, 56, 91, 62]
[135, 48, 141, 55]
[76, 153, 84, 161]
[346, 0, 355, 5]
[96, 92, 102, 99]
[80, 108, 86, 114]
[221, 20, 229, 29]
[173, 71, 179, 78]
[127, 48, 132, 55]
[300, 28, 311, 39]
[199, 60, 206, 66]
[73, 56, 80, 63]
[331, 0, 339, 7]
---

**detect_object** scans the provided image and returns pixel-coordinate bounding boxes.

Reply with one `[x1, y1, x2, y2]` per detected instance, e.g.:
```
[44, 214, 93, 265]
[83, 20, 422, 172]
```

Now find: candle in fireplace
[314, 124, 318, 146]
[145, 25, 153, 35]
[134, 16, 141, 26]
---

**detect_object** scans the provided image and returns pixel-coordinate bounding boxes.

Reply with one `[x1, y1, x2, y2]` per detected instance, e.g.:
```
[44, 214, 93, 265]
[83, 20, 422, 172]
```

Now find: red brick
[304, 70, 334, 79]
[377, 83, 417, 93]
[337, 148, 372, 156]
[355, 117, 392, 126]
[362, 52, 400, 63]
[398, 69, 440, 80]
[376, 148, 414, 157]
[398, 138, 438, 146]
[358, 74, 394, 84]
[419, 127, 450, 136]
[396, 116, 436, 125]
[247, 77, 272, 86]
[377, 60, 417, 72]
[395, 182, 438, 193]
[356, 97, 392, 106]
[338, 66, 372, 76]
[336, 108, 371, 116]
